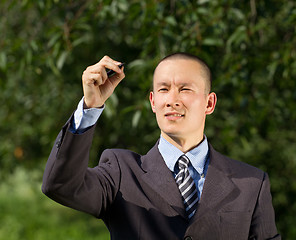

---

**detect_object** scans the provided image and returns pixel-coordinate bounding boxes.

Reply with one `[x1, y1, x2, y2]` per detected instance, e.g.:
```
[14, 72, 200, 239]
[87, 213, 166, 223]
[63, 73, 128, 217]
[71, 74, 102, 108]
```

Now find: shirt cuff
[71, 97, 104, 133]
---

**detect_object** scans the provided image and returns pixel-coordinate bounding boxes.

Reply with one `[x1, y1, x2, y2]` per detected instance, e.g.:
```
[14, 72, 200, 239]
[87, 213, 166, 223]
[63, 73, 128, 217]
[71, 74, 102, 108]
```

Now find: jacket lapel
[140, 142, 239, 222]
[141, 142, 187, 219]
[192, 144, 237, 222]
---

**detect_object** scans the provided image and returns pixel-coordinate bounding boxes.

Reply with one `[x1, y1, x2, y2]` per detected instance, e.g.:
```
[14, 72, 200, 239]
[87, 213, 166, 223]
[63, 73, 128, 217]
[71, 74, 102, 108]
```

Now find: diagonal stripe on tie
[175, 155, 199, 219]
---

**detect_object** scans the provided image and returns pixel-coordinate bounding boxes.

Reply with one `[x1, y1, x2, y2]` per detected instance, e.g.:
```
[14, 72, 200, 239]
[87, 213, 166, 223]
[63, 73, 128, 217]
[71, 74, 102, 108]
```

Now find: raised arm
[42, 56, 125, 217]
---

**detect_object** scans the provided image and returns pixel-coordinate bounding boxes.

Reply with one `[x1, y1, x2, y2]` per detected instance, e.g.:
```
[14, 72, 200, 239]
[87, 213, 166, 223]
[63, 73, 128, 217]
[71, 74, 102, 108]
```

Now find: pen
[107, 63, 125, 77]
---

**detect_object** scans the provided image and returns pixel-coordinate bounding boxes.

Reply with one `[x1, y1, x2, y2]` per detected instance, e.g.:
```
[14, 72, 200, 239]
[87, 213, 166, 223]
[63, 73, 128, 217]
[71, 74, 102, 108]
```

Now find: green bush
[0, 168, 109, 240]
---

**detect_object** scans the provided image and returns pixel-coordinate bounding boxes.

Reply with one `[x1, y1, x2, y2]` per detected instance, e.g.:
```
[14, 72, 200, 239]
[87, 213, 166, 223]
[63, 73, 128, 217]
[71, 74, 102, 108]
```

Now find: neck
[161, 132, 204, 153]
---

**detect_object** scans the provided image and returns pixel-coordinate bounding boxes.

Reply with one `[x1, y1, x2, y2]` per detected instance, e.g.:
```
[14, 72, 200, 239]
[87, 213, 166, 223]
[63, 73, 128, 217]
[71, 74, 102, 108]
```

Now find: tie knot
[177, 155, 190, 170]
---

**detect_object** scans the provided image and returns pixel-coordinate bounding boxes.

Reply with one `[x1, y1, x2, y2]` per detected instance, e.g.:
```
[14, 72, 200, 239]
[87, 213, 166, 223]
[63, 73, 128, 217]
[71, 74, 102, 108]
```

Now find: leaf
[47, 32, 62, 49]
[226, 25, 248, 52]
[0, 52, 7, 70]
[202, 38, 223, 46]
[132, 110, 141, 128]
[57, 51, 68, 70]
[165, 16, 177, 26]
[72, 34, 92, 47]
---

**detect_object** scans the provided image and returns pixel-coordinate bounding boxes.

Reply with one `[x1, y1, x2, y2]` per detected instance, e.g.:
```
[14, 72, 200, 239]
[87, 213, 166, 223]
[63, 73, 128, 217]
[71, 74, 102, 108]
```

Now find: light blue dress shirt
[70, 97, 104, 133]
[71, 98, 209, 198]
[158, 136, 209, 199]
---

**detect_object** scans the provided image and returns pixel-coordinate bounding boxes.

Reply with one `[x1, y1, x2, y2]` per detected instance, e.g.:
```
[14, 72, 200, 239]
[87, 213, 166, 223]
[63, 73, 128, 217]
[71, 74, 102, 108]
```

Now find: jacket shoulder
[209, 144, 265, 179]
[100, 148, 142, 166]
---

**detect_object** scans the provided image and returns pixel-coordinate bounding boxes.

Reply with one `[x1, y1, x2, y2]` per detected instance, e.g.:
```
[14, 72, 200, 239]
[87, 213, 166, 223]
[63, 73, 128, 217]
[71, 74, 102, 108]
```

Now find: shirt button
[184, 236, 192, 240]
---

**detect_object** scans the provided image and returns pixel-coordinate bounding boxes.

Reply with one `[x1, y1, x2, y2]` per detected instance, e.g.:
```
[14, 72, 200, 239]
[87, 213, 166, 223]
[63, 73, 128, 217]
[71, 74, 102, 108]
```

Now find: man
[42, 53, 280, 239]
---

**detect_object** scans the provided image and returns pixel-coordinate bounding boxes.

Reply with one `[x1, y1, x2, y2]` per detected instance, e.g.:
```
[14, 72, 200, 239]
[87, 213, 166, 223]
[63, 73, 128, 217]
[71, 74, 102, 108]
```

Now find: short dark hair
[153, 52, 212, 93]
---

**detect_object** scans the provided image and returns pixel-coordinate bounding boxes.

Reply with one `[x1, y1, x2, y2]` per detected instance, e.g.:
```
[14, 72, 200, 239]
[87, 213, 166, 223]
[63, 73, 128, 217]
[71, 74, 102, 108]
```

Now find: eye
[181, 88, 191, 92]
[158, 88, 168, 92]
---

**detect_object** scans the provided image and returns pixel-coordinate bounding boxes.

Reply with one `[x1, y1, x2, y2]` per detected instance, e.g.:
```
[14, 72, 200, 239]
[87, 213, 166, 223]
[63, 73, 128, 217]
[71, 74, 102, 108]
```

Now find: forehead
[153, 59, 206, 87]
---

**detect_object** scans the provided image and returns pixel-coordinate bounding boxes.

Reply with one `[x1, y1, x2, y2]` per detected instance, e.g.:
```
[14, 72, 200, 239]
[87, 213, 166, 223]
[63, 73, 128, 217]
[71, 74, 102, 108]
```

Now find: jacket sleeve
[41, 116, 120, 218]
[249, 172, 281, 240]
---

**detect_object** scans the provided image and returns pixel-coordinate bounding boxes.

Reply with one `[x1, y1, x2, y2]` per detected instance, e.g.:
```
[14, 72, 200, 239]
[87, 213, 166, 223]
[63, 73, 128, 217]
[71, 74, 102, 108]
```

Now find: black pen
[107, 63, 125, 77]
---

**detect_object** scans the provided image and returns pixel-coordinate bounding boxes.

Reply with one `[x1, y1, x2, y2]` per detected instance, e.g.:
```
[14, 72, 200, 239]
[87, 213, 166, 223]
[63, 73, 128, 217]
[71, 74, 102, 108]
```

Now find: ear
[205, 92, 217, 115]
[149, 91, 156, 113]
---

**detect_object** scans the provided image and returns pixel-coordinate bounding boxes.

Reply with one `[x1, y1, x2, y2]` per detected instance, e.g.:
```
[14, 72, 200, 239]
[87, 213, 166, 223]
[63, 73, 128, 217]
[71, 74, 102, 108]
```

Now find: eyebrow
[179, 82, 194, 87]
[155, 81, 194, 88]
[155, 82, 170, 87]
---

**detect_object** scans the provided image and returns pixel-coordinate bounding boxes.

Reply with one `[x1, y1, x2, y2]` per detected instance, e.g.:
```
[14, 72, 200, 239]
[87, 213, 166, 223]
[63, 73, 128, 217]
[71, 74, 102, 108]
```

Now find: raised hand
[82, 55, 125, 108]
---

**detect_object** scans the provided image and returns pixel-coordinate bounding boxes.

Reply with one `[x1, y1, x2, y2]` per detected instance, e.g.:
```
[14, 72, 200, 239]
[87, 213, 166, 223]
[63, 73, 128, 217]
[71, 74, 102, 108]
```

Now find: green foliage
[0, 168, 109, 240]
[0, 0, 295, 238]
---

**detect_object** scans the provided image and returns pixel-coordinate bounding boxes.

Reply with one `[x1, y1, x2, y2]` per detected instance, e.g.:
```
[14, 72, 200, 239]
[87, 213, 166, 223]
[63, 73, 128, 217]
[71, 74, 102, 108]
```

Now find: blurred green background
[0, 0, 295, 239]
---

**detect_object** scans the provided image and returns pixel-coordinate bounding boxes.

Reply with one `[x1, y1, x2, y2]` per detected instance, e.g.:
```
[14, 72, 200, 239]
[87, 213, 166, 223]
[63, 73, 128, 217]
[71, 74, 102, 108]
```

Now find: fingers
[81, 55, 125, 108]
[92, 55, 123, 76]
[99, 55, 123, 74]
[82, 56, 124, 85]
[109, 66, 125, 88]
[82, 64, 105, 86]
[83, 56, 123, 85]
[85, 73, 102, 86]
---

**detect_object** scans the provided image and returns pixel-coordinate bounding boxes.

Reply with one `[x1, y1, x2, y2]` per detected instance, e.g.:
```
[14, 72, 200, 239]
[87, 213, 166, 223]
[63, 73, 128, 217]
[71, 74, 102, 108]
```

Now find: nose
[166, 89, 180, 108]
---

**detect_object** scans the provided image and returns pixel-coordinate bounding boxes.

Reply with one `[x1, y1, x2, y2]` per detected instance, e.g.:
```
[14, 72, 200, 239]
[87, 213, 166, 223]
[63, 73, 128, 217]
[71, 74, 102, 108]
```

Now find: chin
[162, 130, 183, 139]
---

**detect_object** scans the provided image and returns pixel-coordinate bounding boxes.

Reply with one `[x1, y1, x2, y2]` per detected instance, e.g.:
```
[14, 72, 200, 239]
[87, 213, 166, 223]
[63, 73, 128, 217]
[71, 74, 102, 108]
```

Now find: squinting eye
[181, 88, 191, 91]
[159, 88, 168, 92]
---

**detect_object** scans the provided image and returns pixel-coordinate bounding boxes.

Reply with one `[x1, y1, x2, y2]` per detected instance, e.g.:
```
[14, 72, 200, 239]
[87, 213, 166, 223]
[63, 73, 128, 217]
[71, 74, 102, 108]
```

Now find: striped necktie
[175, 155, 198, 219]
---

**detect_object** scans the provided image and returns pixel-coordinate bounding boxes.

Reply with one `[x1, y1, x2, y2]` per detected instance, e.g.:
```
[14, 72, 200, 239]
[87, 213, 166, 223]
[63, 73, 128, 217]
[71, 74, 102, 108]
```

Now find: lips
[165, 112, 184, 116]
[164, 112, 184, 120]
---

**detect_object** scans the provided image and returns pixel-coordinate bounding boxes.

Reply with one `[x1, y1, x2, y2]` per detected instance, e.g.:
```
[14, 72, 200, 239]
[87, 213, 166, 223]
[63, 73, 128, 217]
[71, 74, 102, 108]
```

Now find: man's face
[150, 59, 216, 144]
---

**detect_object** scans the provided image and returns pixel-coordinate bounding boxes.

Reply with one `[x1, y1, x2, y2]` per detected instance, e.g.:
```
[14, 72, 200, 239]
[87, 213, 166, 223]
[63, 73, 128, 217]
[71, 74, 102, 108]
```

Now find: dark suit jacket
[42, 118, 280, 240]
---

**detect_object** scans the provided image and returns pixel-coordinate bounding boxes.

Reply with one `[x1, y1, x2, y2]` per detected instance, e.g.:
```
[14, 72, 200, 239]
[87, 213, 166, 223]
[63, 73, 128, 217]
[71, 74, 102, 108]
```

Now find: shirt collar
[158, 135, 209, 175]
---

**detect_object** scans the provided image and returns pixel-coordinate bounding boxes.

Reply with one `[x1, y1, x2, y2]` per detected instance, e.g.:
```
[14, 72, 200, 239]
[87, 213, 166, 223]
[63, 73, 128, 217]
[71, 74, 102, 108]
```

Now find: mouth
[164, 112, 184, 120]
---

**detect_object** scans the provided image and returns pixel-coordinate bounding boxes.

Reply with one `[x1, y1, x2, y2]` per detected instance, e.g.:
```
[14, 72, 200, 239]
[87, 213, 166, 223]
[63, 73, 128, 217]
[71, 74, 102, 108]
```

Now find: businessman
[42, 53, 280, 239]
